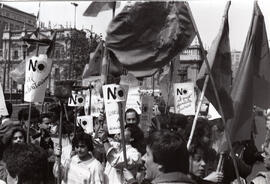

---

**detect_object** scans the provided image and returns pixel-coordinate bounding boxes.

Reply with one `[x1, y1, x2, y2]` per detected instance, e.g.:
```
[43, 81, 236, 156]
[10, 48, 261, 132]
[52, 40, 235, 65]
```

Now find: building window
[13, 50, 19, 59]
[178, 66, 188, 82]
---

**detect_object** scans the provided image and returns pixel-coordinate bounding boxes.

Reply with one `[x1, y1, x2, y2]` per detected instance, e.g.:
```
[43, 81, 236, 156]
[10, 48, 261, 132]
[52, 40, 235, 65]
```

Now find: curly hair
[3, 127, 26, 147]
[3, 143, 48, 183]
[72, 132, 94, 151]
[125, 124, 146, 154]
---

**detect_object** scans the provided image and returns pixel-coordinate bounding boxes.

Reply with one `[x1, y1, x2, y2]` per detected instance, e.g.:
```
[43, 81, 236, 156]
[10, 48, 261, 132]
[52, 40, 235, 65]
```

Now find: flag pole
[185, 2, 241, 184]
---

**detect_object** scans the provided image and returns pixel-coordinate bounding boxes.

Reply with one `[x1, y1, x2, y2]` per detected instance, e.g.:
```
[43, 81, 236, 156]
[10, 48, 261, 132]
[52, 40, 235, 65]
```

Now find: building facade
[0, 27, 90, 94]
[0, 3, 36, 59]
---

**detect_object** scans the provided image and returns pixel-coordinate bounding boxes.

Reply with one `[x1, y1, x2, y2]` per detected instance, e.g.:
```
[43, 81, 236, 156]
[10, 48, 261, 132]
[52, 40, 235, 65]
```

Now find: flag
[82, 41, 104, 79]
[105, 1, 195, 78]
[196, 2, 233, 120]
[83, 2, 120, 17]
[227, 2, 270, 142]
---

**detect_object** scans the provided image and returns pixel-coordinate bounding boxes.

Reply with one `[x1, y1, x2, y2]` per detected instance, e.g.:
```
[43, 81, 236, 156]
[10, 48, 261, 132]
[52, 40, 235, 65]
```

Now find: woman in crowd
[53, 132, 104, 184]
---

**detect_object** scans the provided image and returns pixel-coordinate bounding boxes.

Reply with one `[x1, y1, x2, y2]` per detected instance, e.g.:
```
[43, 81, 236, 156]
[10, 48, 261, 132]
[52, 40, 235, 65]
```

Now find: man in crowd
[142, 130, 195, 184]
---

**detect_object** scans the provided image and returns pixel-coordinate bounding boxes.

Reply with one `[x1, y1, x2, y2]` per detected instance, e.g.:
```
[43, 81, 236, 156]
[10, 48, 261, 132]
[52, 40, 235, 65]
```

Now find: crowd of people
[0, 99, 269, 184]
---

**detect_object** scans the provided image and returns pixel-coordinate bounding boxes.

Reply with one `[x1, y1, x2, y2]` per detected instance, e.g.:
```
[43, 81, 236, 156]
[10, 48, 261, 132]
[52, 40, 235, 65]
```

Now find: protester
[125, 108, 140, 125]
[2, 143, 49, 184]
[17, 106, 41, 139]
[99, 124, 142, 184]
[188, 142, 223, 184]
[142, 130, 195, 184]
[53, 132, 104, 184]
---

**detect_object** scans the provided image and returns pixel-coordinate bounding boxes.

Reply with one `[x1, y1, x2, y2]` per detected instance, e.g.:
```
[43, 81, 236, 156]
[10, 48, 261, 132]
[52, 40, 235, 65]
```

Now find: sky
[2, 0, 270, 51]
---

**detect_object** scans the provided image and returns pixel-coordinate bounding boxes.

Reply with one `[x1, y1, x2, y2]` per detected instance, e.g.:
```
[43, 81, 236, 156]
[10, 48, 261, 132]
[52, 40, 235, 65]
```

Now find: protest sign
[103, 84, 128, 103]
[103, 84, 128, 134]
[0, 84, 8, 116]
[140, 95, 154, 130]
[68, 92, 85, 107]
[77, 115, 94, 134]
[24, 54, 52, 102]
[173, 82, 196, 115]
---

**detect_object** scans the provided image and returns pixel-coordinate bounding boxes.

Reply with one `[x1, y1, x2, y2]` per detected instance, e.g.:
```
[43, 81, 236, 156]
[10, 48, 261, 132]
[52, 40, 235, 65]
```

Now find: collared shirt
[63, 155, 104, 184]
[152, 172, 196, 184]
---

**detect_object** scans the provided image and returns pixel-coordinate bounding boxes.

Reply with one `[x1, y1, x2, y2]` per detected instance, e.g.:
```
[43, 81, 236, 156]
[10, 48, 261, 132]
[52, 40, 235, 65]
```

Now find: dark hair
[146, 130, 189, 174]
[184, 117, 211, 144]
[5, 101, 13, 118]
[125, 124, 145, 154]
[40, 112, 53, 120]
[18, 107, 40, 122]
[5, 127, 27, 147]
[3, 143, 48, 183]
[125, 108, 140, 124]
[168, 113, 189, 131]
[72, 132, 94, 151]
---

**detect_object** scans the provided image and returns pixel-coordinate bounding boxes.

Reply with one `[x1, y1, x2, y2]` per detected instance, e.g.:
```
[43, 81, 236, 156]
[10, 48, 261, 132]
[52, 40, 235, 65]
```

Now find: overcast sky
[2, 0, 270, 51]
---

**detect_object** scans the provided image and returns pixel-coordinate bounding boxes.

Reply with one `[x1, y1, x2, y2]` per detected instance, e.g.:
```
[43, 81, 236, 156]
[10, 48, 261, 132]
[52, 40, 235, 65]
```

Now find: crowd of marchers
[0, 99, 270, 184]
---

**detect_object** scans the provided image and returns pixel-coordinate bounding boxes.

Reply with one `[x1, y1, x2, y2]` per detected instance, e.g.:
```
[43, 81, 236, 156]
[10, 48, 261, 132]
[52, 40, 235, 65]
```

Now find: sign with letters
[24, 54, 52, 102]
[102, 84, 128, 103]
[68, 92, 85, 107]
[173, 82, 196, 115]
[0, 84, 8, 116]
[77, 115, 93, 134]
[103, 84, 128, 134]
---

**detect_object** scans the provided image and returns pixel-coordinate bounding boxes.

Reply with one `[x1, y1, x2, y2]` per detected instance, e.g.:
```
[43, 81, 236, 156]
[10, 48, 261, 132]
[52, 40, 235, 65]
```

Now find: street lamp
[71, 2, 78, 29]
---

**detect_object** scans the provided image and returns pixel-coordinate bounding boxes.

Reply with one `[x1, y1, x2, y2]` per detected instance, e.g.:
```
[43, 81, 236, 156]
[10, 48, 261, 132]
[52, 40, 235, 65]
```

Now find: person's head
[72, 132, 93, 159]
[142, 130, 189, 181]
[122, 124, 144, 145]
[40, 113, 52, 131]
[18, 107, 40, 127]
[3, 143, 48, 184]
[4, 127, 27, 146]
[188, 144, 207, 178]
[125, 108, 139, 125]
[168, 113, 188, 136]
[184, 117, 211, 146]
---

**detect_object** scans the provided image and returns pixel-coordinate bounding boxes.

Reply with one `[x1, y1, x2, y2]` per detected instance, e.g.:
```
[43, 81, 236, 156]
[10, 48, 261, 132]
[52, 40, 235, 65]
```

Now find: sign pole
[26, 102, 32, 144]
[118, 102, 128, 167]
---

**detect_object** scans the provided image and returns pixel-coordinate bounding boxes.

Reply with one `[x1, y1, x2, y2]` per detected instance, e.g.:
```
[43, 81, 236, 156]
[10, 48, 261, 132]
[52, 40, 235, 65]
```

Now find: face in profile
[12, 131, 25, 144]
[142, 146, 161, 181]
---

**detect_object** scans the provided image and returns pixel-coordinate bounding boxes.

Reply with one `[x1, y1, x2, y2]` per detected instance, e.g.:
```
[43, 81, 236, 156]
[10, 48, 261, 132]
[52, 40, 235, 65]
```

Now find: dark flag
[227, 2, 270, 142]
[82, 41, 104, 79]
[105, 1, 195, 78]
[83, 2, 120, 17]
[196, 2, 233, 120]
